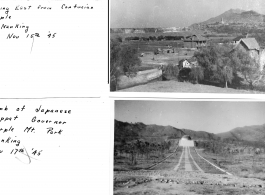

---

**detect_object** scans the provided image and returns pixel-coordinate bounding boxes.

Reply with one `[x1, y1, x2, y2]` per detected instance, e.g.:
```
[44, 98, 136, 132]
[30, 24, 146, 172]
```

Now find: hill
[114, 120, 219, 142]
[182, 129, 218, 140]
[191, 9, 265, 26]
[218, 124, 265, 142]
[114, 120, 185, 142]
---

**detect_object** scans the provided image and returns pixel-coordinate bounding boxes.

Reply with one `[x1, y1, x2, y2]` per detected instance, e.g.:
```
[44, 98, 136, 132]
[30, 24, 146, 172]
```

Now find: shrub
[162, 64, 179, 81]
[189, 66, 204, 84]
[179, 68, 191, 81]
[110, 39, 141, 91]
[253, 166, 263, 174]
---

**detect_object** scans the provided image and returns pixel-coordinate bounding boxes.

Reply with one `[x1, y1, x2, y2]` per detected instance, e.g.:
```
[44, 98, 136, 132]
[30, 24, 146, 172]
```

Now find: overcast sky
[111, 0, 265, 28]
[115, 101, 265, 134]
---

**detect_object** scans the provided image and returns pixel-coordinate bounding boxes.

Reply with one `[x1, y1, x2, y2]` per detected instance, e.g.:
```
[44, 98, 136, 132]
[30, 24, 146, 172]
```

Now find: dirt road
[114, 146, 265, 195]
[173, 147, 203, 172]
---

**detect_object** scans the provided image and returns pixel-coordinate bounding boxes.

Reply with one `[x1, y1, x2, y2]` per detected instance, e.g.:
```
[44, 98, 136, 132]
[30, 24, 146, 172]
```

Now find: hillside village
[111, 30, 265, 91]
[110, 9, 265, 92]
[112, 30, 265, 68]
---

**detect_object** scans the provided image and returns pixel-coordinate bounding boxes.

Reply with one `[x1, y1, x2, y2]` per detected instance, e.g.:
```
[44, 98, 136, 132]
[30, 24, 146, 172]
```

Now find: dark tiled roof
[185, 34, 207, 41]
[233, 35, 246, 41]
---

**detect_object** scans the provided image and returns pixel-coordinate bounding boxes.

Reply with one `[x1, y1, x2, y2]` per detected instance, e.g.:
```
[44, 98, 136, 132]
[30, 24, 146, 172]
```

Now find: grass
[190, 148, 225, 174]
[150, 146, 183, 170]
[118, 80, 265, 93]
[135, 66, 158, 72]
[114, 151, 172, 171]
[140, 52, 193, 66]
[197, 148, 265, 180]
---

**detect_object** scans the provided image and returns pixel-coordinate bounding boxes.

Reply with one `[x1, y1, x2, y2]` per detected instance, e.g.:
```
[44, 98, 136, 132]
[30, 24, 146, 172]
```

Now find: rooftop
[185, 34, 207, 41]
[239, 38, 260, 50]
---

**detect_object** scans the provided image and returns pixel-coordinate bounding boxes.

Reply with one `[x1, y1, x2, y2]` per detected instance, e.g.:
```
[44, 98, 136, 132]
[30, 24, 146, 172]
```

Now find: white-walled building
[179, 135, 194, 147]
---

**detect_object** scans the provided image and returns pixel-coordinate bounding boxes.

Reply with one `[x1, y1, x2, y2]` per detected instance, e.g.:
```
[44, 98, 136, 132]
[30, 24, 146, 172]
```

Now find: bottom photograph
[114, 100, 265, 195]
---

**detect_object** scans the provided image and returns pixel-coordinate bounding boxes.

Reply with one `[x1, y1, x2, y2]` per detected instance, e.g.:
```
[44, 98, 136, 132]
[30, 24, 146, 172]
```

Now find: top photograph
[110, 0, 265, 93]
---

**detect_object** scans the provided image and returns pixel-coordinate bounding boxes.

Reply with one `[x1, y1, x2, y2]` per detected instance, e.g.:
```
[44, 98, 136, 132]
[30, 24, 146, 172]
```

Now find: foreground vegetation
[196, 139, 265, 180]
[110, 34, 265, 92]
[114, 139, 174, 171]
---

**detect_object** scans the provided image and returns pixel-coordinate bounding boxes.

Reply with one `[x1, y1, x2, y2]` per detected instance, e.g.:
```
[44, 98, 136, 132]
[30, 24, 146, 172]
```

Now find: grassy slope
[218, 124, 265, 142]
[118, 81, 265, 93]
[198, 148, 265, 180]
[114, 120, 185, 142]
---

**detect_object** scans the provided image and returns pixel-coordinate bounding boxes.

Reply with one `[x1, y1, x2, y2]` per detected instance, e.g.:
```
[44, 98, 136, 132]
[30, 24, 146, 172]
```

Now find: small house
[236, 38, 260, 60]
[179, 59, 191, 69]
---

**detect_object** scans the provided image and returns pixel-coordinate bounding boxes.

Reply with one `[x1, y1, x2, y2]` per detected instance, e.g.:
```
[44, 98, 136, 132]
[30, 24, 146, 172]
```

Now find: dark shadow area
[178, 68, 191, 82]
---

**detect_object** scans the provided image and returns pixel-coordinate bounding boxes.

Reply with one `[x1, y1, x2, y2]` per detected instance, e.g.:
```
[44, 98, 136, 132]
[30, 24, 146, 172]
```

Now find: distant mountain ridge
[114, 120, 219, 142]
[217, 124, 265, 142]
[192, 9, 265, 26]
[115, 120, 265, 144]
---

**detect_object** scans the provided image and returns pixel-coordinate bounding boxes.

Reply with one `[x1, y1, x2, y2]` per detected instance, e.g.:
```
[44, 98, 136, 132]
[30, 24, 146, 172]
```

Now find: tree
[163, 64, 179, 80]
[231, 48, 263, 90]
[194, 44, 235, 87]
[110, 38, 141, 78]
[119, 45, 141, 73]
[189, 66, 204, 84]
[179, 68, 191, 81]
[110, 38, 122, 78]
[213, 56, 234, 88]
[222, 65, 234, 88]
[194, 45, 219, 80]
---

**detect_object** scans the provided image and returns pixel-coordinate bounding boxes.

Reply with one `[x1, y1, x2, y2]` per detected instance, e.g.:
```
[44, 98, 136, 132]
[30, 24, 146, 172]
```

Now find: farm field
[110, 31, 201, 39]
[121, 40, 184, 53]
[140, 52, 194, 66]
[118, 80, 265, 94]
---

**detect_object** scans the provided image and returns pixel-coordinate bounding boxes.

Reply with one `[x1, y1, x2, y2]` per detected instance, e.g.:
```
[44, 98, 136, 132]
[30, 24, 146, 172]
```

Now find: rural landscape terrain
[110, 8, 265, 93]
[114, 120, 265, 195]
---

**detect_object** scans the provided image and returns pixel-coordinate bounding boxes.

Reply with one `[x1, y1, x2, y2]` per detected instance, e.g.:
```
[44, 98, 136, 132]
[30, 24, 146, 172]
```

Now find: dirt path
[184, 147, 193, 171]
[175, 146, 219, 173]
[173, 146, 184, 171]
[188, 147, 204, 173]
[175, 146, 196, 172]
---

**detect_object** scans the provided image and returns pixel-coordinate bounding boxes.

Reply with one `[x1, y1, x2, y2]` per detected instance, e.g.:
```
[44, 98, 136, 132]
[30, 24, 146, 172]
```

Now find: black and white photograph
[110, 0, 265, 93]
[114, 100, 265, 194]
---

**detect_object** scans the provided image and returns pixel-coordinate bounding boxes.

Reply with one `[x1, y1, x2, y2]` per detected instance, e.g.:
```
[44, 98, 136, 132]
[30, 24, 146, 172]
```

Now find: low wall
[117, 69, 162, 90]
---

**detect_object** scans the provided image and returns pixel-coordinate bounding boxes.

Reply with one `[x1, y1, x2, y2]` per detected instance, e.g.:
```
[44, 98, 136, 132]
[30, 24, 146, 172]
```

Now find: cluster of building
[176, 33, 265, 71]
[183, 34, 207, 49]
